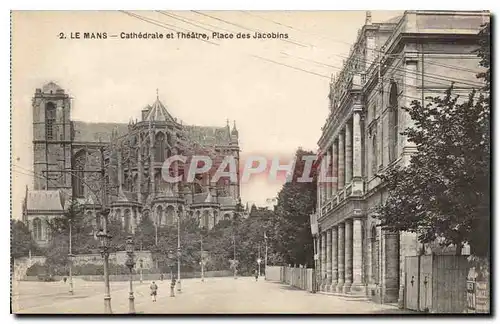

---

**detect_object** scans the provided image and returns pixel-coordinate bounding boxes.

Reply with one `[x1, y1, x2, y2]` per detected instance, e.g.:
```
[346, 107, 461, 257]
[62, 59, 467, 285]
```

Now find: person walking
[254, 269, 258, 281]
[150, 281, 158, 302]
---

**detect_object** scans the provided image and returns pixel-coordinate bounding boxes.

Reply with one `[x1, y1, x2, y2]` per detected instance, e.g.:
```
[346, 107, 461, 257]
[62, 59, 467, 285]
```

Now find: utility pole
[100, 146, 112, 314]
[258, 244, 261, 276]
[177, 210, 182, 293]
[264, 232, 268, 279]
[233, 232, 236, 279]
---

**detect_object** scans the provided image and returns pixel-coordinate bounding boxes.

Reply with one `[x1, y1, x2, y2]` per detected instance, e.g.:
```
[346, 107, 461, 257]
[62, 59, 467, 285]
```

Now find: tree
[134, 215, 156, 251]
[376, 22, 490, 258]
[271, 148, 316, 266]
[11, 220, 39, 259]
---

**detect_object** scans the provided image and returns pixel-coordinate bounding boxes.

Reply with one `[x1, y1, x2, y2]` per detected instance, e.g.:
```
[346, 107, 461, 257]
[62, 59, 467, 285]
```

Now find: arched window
[33, 218, 42, 240]
[156, 205, 163, 226]
[372, 134, 378, 176]
[166, 205, 175, 226]
[45, 102, 56, 140]
[389, 82, 399, 162]
[74, 150, 86, 198]
[371, 226, 379, 284]
[124, 209, 131, 232]
[155, 132, 165, 162]
[195, 210, 201, 226]
[202, 210, 210, 228]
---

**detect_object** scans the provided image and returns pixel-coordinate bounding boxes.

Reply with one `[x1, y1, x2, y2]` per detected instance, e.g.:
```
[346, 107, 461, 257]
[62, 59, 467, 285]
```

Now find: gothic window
[166, 205, 175, 226]
[202, 210, 210, 228]
[45, 102, 56, 140]
[156, 205, 163, 226]
[372, 134, 378, 176]
[389, 82, 399, 162]
[124, 209, 131, 233]
[33, 218, 42, 240]
[195, 210, 201, 226]
[155, 132, 165, 163]
[74, 150, 86, 198]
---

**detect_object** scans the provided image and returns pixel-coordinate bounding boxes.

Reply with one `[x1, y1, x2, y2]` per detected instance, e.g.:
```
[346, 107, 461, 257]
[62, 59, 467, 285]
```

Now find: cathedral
[23, 82, 243, 247]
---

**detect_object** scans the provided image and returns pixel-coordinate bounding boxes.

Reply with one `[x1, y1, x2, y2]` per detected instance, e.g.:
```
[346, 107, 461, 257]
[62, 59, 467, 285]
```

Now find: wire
[181, 11, 483, 88]
[124, 11, 483, 99]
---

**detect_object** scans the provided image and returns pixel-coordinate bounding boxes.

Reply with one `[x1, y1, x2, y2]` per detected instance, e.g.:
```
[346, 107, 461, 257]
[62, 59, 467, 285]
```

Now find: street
[12, 277, 409, 314]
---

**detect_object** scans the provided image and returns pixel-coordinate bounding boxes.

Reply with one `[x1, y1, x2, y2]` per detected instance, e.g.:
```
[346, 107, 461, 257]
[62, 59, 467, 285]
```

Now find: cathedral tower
[32, 82, 73, 194]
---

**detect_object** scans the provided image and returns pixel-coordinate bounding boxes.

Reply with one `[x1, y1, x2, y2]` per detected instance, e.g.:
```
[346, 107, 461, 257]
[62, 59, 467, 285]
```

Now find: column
[326, 149, 332, 199]
[320, 231, 327, 289]
[336, 223, 345, 292]
[353, 112, 362, 178]
[343, 219, 353, 293]
[331, 140, 338, 196]
[326, 229, 332, 289]
[337, 130, 345, 191]
[352, 111, 364, 196]
[331, 226, 338, 291]
[351, 217, 365, 294]
[320, 156, 326, 203]
[345, 120, 353, 184]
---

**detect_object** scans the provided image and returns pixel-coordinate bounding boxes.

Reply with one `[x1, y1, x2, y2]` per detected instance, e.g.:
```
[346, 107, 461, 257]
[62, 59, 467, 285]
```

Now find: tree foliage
[376, 23, 490, 257]
[11, 220, 39, 259]
[271, 148, 316, 266]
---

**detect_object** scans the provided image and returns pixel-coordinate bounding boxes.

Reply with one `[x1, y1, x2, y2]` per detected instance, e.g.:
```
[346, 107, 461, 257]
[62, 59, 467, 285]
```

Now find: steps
[316, 291, 370, 301]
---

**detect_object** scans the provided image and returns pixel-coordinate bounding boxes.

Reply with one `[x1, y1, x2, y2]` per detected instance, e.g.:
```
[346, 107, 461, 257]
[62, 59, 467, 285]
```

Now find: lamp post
[68, 218, 74, 295]
[200, 233, 205, 282]
[139, 259, 143, 284]
[96, 208, 112, 314]
[176, 210, 182, 293]
[125, 236, 136, 314]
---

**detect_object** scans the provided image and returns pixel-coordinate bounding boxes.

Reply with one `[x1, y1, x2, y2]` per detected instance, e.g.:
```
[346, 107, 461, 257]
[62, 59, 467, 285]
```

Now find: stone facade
[24, 83, 246, 247]
[313, 11, 488, 303]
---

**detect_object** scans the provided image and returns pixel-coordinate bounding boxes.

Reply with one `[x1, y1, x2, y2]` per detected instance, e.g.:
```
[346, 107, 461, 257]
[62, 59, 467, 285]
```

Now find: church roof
[72, 121, 129, 143]
[26, 190, 65, 211]
[144, 98, 176, 122]
[183, 125, 232, 146]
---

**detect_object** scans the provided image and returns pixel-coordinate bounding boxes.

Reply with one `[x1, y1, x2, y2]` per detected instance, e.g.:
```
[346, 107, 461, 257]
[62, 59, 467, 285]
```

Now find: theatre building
[311, 11, 488, 303]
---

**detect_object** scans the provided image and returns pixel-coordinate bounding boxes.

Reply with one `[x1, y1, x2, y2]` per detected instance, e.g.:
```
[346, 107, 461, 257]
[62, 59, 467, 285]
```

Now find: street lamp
[200, 228, 205, 282]
[139, 259, 143, 284]
[96, 210, 112, 314]
[68, 218, 74, 295]
[176, 209, 182, 293]
[125, 236, 136, 314]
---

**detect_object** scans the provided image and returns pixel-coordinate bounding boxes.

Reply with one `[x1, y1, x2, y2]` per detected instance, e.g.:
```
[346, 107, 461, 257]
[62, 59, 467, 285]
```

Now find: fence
[24, 270, 233, 282]
[265, 265, 315, 293]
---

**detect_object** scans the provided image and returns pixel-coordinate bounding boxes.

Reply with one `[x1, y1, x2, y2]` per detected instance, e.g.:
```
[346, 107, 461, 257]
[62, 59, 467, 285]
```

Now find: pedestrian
[160, 273, 164, 281]
[254, 269, 258, 281]
[170, 276, 176, 297]
[63, 277, 67, 283]
[150, 281, 158, 302]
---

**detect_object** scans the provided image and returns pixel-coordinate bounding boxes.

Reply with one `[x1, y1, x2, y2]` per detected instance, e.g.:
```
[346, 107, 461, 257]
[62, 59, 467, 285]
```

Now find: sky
[11, 10, 403, 219]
